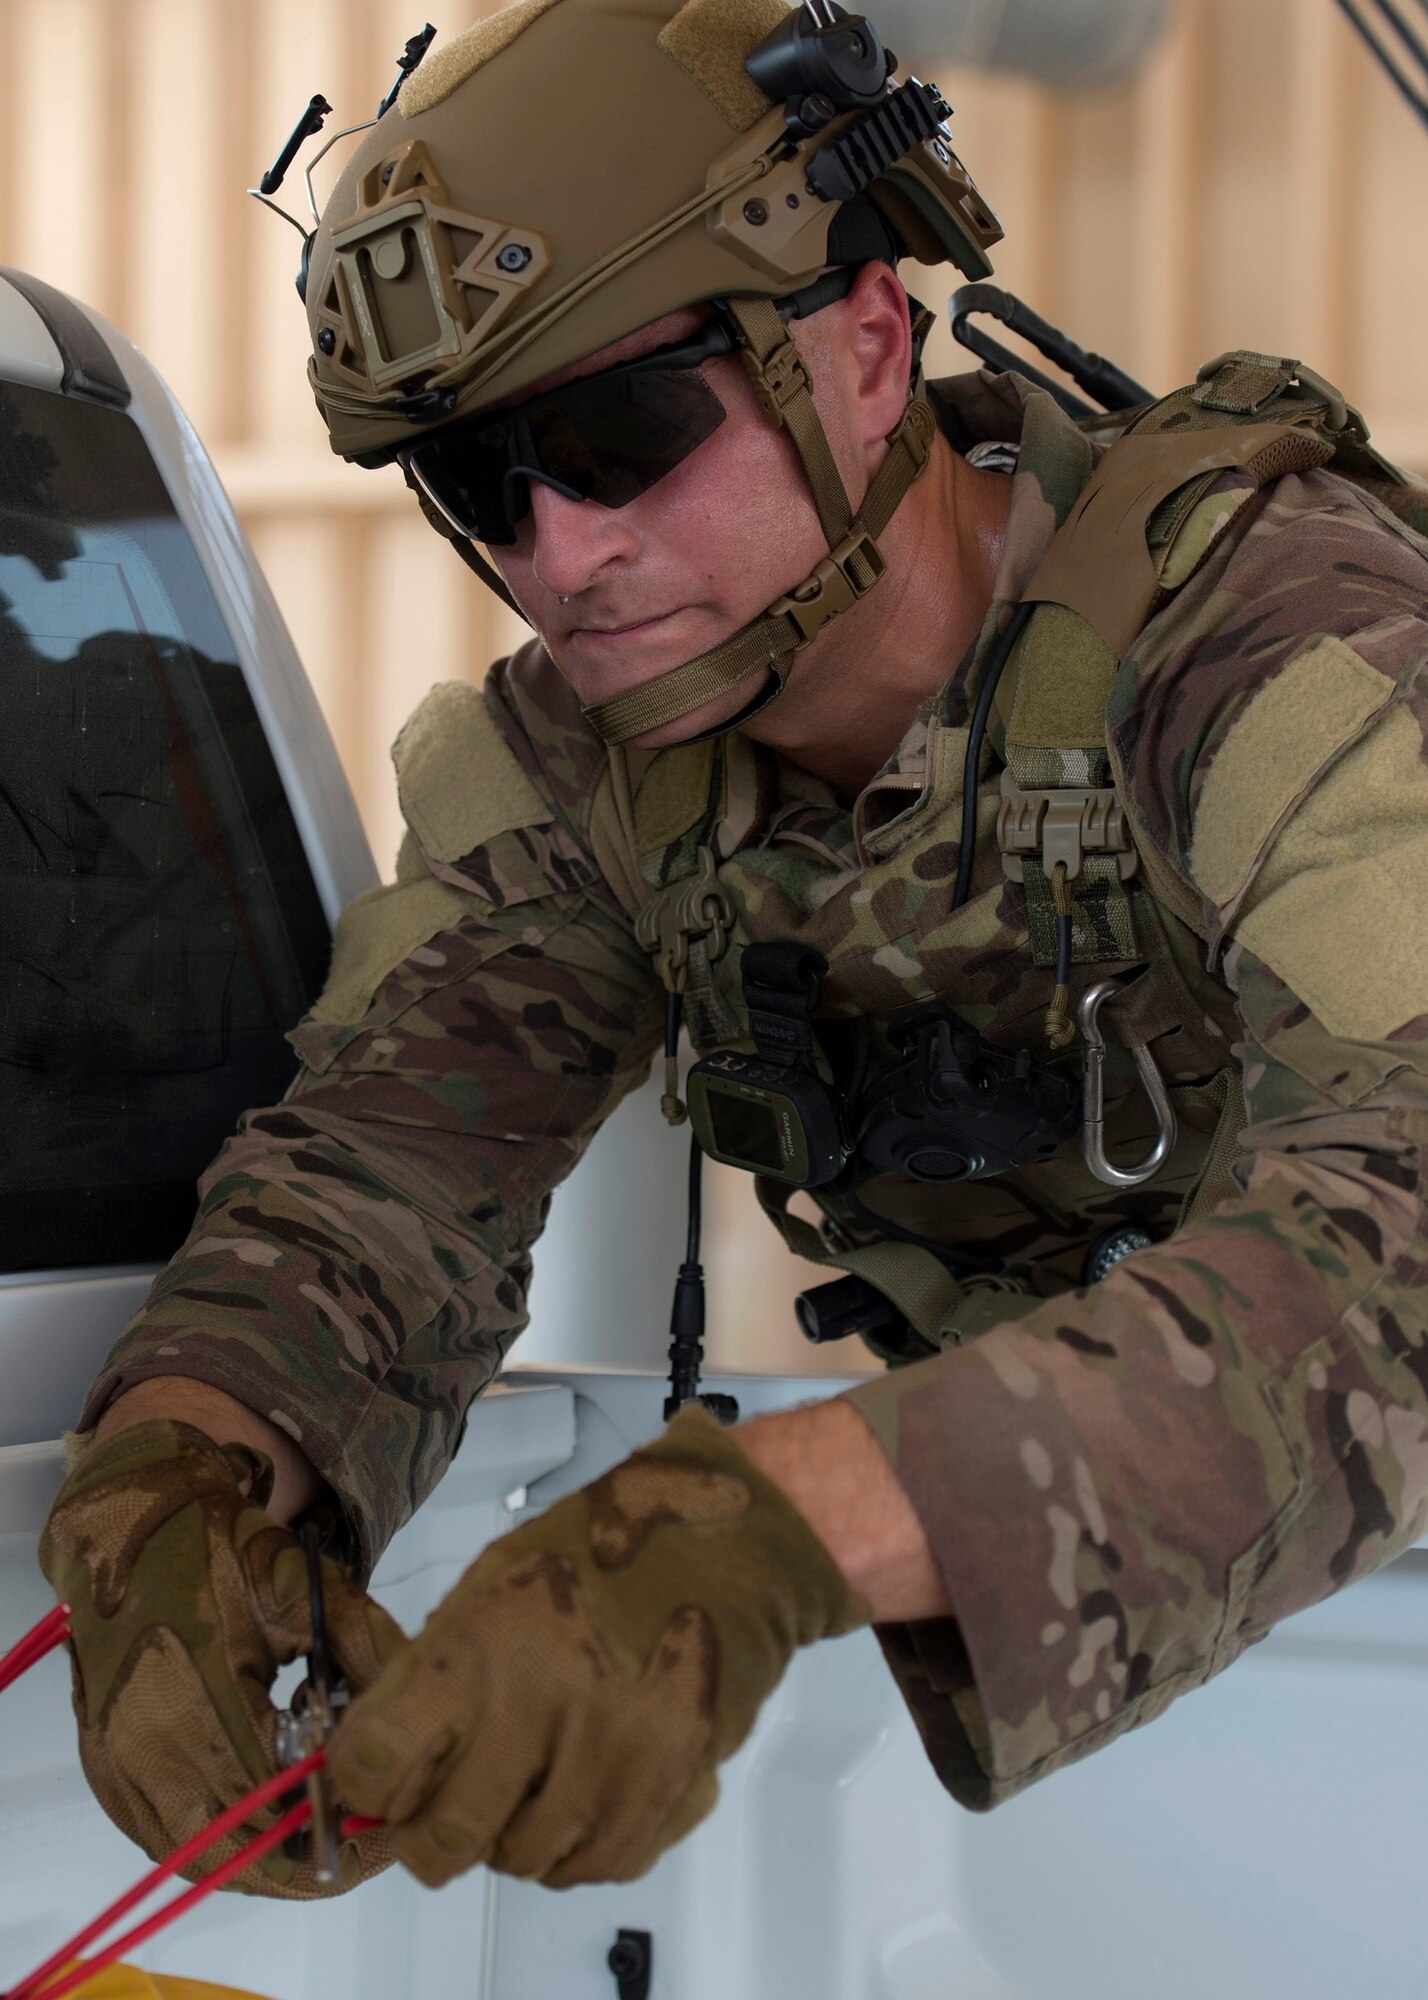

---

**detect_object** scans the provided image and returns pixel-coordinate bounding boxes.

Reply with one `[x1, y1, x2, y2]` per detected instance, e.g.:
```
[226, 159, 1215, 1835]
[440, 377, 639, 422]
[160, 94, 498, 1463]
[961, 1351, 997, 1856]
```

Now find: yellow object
[62, 1968, 274, 2000]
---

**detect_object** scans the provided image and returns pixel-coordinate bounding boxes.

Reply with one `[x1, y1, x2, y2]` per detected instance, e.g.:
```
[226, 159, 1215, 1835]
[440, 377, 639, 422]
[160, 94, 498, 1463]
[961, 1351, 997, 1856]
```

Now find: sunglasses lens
[407, 368, 726, 545]
[409, 424, 522, 545]
[528, 369, 726, 508]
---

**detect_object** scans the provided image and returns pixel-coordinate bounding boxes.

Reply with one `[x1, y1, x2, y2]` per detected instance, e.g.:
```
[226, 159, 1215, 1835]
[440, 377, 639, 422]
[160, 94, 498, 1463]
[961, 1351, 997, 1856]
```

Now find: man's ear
[842, 261, 914, 449]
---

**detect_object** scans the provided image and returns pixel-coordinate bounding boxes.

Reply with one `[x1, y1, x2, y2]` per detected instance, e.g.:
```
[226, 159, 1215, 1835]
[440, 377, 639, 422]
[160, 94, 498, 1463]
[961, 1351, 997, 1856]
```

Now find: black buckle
[741, 943, 827, 1072]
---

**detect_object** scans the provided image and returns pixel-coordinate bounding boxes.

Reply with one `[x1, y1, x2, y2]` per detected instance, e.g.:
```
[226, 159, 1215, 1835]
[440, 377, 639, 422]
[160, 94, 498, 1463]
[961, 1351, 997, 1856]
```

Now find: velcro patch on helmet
[657, 0, 785, 131]
[400, 0, 569, 116]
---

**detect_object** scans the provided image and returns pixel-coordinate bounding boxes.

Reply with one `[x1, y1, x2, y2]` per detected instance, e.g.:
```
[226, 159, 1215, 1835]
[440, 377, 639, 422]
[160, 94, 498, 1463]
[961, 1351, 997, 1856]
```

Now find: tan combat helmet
[300, 0, 1003, 744]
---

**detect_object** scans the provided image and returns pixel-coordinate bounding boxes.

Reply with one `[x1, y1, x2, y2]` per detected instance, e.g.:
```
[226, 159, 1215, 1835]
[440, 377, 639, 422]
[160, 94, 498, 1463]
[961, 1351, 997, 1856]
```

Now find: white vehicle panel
[0, 278, 63, 393]
[3, 1368, 1428, 2000]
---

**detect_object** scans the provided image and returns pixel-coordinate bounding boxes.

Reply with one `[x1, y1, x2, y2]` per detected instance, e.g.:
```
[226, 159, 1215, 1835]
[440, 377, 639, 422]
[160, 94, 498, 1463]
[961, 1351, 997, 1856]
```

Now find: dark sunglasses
[400, 268, 861, 547]
[401, 317, 739, 547]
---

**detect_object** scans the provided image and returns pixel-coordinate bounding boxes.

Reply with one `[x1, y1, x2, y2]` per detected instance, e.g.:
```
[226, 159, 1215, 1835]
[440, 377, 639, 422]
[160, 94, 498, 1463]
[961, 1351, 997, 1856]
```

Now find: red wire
[1, 1609, 388, 2000]
[4, 1753, 326, 2000]
[0, 1608, 71, 1695]
[15, 1796, 315, 2000]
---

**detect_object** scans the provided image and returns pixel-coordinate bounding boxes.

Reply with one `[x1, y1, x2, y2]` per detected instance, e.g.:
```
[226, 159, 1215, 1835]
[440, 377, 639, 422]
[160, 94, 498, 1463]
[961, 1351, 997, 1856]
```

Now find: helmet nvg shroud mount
[279, 0, 1003, 744]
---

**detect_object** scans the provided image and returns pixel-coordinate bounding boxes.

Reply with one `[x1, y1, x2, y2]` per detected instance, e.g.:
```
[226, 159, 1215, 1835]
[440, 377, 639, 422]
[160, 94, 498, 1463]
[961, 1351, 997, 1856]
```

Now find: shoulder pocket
[288, 873, 582, 1075]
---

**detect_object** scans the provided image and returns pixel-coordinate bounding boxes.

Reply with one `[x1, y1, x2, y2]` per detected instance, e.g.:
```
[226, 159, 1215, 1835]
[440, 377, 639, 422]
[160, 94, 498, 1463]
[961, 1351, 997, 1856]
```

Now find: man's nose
[527, 477, 639, 600]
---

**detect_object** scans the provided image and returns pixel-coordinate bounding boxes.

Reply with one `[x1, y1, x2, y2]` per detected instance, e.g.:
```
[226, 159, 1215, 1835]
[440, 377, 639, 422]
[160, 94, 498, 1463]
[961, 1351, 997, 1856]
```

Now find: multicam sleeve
[80, 658, 663, 1578]
[845, 472, 1428, 1808]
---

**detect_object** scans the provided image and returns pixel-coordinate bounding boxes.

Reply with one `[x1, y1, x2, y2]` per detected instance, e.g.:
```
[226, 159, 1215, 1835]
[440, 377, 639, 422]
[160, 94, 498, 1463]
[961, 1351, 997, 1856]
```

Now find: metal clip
[1077, 980, 1177, 1189]
[998, 776, 1136, 885]
[635, 845, 734, 993]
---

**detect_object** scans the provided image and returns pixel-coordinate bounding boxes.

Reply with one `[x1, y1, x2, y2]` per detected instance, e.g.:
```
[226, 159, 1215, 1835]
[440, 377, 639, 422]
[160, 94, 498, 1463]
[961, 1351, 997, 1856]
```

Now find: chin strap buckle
[742, 333, 814, 428]
[771, 527, 888, 646]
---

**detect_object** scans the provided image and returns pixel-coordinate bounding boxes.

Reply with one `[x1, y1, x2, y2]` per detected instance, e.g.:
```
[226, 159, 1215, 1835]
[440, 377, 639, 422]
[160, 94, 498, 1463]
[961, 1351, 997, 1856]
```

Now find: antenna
[377, 22, 438, 119]
[247, 93, 333, 240]
[1334, 0, 1428, 132]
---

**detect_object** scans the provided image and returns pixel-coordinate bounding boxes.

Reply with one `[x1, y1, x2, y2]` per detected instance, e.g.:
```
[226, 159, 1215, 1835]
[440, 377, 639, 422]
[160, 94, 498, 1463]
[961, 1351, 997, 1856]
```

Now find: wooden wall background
[2, 0, 1425, 1373]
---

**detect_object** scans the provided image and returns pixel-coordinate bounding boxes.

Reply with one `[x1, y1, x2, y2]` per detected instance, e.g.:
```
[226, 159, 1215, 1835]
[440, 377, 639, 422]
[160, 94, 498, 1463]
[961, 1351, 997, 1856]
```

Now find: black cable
[1055, 908, 1073, 993]
[298, 1522, 331, 1705]
[1335, 0, 1428, 128]
[1375, 0, 1428, 76]
[685, 1127, 703, 1266]
[665, 1136, 714, 1420]
[665, 990, 682, 1065]
[952, 600, 1035, 912]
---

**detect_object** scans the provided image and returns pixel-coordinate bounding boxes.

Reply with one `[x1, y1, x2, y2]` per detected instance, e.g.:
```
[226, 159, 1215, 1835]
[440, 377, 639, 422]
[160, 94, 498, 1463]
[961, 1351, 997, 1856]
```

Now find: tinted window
[0, 378, 330, 1272]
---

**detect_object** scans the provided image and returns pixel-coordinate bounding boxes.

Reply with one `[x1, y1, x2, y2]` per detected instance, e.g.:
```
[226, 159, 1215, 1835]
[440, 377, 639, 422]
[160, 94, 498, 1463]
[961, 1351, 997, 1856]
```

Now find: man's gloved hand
[38, 1418, 404, 1898]
[327, 1405, 870, 1889]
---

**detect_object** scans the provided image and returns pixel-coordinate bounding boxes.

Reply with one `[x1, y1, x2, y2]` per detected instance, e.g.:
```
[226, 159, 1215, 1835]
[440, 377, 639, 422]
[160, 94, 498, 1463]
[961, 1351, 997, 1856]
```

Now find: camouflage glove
[328, 1405, 871, 1888]
[38, 1419, 404, 1898]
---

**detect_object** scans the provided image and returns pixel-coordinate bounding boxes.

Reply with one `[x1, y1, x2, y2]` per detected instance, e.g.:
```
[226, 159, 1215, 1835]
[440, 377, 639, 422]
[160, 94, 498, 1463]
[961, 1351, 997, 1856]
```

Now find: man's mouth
[571, 610, 684, 643]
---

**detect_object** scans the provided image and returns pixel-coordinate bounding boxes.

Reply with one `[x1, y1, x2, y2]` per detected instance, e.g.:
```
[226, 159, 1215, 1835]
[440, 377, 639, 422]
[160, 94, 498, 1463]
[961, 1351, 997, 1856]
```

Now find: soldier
[39, 0, 1428, 1900]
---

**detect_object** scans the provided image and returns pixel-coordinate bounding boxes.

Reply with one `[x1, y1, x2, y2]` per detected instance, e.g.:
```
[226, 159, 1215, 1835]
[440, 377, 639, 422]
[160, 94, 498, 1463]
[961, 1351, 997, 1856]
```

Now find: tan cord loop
[662, 1053, 689, 1127]
[1044, 860, 1077, 1049]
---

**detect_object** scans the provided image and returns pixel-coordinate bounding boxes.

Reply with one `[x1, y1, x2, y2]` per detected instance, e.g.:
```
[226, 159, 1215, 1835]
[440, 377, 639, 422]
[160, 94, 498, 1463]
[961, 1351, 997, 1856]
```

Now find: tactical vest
[589, 349, 1428, 1363]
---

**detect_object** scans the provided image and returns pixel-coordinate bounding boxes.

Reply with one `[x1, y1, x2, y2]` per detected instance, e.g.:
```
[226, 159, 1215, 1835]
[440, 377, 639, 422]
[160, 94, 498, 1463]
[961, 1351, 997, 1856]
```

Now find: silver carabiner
[1077, 980, 1178, 1189]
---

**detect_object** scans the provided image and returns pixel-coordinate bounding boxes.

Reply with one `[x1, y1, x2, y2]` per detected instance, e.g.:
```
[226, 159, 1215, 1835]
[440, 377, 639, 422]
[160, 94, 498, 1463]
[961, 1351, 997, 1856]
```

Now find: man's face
[486, 301, 866, 745]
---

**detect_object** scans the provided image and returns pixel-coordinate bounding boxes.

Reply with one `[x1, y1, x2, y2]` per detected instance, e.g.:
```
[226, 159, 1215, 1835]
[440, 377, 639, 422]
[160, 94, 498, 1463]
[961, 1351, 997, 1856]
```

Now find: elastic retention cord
[1045, 861, 1077, 1048]
[952, 601, 1035, 912]
[662, 991, 687, 1127]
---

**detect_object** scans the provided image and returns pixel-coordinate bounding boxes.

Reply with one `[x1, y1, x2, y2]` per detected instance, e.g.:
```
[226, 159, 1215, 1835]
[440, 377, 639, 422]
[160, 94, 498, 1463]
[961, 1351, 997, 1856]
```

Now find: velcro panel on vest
[1004, 603, 1117, 750]
[1002, 604, 1137, 968]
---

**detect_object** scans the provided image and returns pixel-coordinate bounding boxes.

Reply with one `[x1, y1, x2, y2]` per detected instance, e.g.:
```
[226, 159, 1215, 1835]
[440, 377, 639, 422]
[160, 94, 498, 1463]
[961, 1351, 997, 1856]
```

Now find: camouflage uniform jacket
[82, 367, 1428, 1811]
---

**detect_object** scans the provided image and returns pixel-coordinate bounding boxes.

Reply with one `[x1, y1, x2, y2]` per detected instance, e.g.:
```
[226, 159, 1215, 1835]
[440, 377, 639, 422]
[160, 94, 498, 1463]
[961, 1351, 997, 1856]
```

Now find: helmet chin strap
[581, 294, 936, 748]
